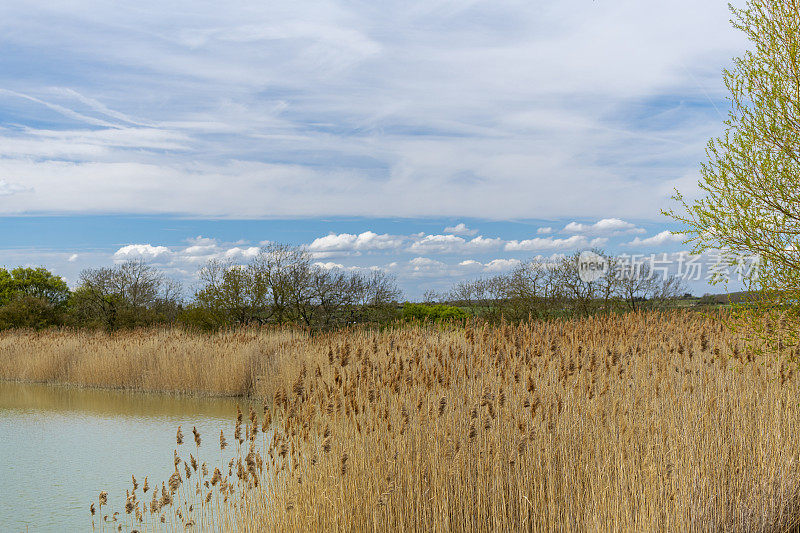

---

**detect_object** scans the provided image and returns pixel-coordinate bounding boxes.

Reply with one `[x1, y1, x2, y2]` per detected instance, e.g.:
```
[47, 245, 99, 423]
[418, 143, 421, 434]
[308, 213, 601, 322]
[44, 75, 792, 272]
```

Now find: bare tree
[75, 260, 181, 329]
[191, 244, 402, 329]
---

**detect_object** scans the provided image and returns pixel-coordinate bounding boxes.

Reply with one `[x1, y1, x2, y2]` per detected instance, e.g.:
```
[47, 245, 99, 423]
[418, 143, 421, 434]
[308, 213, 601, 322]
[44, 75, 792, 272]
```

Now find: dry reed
[0, 327, 305, 396]
[67, 313, 800, 530]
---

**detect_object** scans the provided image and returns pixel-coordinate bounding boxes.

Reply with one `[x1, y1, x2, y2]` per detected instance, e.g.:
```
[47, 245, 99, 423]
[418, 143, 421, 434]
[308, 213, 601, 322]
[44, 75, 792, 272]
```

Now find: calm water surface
[0, 381, 249, 532]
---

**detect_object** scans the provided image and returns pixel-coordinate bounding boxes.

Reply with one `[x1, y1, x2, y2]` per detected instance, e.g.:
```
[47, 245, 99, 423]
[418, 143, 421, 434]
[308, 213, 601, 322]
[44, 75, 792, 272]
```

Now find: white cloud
[504, 235, 589, 252]
[537, 227, 553, 235]
[409, 257, 445, 269]
[468, 236, 505, 251]
[308, 231, 405, 254]
[624, 231, 687, 247]
[110, 236, 266, 267]
[0, 0, 744, 219]
[405, 257, 449, 277]
[443, 223, 478, 236]
[314, 261, 345, 270]
[458, 258, 520, 273]
[407, 234, 464, 254]
[407, 234, 503, 254]
[222, 246, 260, 261]
[563, 218, 645, 236]
[113, 244, 172, 262]
[0, 179, 32, 196]
[181, 236, 223, 262]
[484, 258, 521, 272]
[67, 253, 79, 262]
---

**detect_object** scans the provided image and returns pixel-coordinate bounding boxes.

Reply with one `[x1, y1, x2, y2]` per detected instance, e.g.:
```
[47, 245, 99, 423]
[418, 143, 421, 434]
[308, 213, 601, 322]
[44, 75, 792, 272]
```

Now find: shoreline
[0, 377, 256, 399]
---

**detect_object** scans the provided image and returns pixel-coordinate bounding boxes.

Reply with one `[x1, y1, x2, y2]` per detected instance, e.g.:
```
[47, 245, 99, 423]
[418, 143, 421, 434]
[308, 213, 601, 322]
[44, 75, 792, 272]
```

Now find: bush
[401, 303, 470, 322]
[177, 305, 227, 332]
[0, 295, 64, 330]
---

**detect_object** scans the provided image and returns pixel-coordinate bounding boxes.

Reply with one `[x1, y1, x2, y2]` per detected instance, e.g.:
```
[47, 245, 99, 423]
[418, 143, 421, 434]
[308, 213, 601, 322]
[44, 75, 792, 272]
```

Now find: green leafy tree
[0, 267, 70, 329]
[0, 267, 70, 306]
[0, 295, 64, 330]
[665, 0, 800, 353]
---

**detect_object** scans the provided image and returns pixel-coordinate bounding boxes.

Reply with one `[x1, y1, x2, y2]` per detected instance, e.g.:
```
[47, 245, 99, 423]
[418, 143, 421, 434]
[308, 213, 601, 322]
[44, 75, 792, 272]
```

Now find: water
[0, 381, 249, 532]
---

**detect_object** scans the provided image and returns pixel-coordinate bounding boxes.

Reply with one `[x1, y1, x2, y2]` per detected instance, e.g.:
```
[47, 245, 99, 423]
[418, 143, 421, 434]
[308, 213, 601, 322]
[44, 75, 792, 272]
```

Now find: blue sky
[0, 0, 749, 297]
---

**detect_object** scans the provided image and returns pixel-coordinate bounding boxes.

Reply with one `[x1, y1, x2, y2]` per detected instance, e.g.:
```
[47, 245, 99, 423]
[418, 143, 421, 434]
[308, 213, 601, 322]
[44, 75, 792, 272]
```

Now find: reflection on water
[0, 380, 245, 419]
[0, 381, 252, 532]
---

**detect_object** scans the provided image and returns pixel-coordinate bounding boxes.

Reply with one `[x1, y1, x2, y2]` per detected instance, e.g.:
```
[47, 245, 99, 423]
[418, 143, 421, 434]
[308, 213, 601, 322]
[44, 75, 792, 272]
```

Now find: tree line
[0, 245, 688, 331]
[0, 244, 401, 331]
[428, 250, 686, 321]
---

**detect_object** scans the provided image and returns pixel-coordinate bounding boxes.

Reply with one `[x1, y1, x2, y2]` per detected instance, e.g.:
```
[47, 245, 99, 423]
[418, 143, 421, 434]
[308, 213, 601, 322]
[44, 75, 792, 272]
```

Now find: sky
[0, 0, 751, 298]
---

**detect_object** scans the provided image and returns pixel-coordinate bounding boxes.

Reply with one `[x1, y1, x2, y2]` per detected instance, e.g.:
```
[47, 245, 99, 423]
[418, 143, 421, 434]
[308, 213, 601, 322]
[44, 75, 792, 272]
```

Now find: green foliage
[177, 305, 228, 332]
[0, 295, 64, 330]
[401, 303, 470, 322]
[664, 0, 800, 354]
[0, 267, 70, 329]
[0, 267, 69, 307]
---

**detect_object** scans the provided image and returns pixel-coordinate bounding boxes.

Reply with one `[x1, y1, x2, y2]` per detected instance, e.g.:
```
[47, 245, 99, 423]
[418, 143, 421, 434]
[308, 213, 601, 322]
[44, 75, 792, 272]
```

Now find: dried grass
[37, 312, 800, 531]
[0, 327, 305, 396]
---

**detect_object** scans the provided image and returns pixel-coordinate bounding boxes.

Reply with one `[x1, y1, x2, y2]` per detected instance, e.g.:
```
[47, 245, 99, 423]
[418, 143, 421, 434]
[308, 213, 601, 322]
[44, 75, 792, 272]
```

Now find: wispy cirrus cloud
[0, 0, 744, 219]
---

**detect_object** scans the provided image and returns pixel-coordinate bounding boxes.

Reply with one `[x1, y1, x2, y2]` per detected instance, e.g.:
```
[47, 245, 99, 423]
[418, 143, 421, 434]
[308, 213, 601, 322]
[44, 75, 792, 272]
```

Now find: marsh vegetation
[65, 312, 800, 531]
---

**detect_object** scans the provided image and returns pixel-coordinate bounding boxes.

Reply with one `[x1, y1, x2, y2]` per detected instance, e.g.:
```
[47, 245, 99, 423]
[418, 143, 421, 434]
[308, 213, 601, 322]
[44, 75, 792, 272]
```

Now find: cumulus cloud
[624, 231, 687, 247]
[407, 234, 465, 254]
[314, 261, 345, 270]
[537, 227, 554, 235]
[308, 231, 405, 254]
[113, 244, 172, 262]
[221, 246, 260, 261]
[563, 218, 645, 236]
[407, 234, 503, 254]
[181, 236, 224, 263]
[112, 237, 266, 268]
[468, 236, 506, 252]
[504, 235, 590, 252]
[409, 257, 445, 269]
[404, 257, 449, 278]
[483, 258, 521, 272]
[443, 223, 478, 236]
[457, 258, 520, 272]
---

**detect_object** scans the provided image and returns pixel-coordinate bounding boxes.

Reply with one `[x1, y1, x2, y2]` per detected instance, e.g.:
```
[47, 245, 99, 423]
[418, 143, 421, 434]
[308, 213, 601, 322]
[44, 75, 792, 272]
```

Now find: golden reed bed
[5, 313, 800, 531]
[0, 327, 305, 396]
